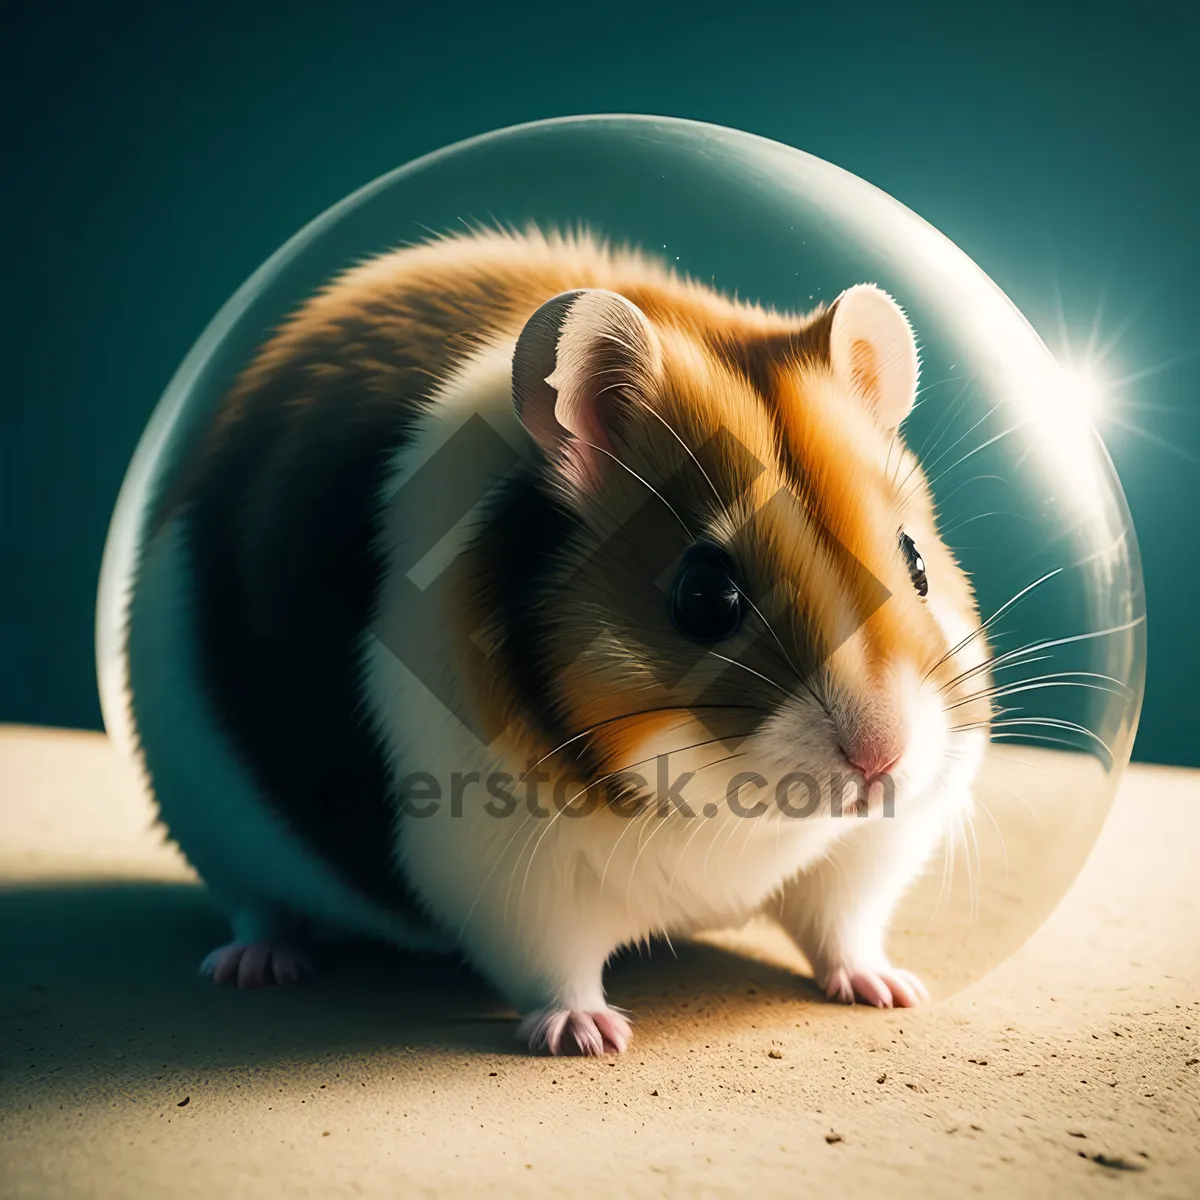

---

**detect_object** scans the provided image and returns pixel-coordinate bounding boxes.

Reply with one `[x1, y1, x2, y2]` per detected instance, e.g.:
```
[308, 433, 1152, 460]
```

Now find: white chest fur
[359, 344, 929, 1015]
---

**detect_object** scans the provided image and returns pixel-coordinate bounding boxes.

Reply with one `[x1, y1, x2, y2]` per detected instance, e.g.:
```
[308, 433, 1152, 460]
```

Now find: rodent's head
[473, 280, 990, 823]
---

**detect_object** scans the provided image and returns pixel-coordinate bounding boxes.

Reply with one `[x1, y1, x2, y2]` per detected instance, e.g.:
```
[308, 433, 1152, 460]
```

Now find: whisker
[973, 793, 1009, 884]
[926, 568, 1063, 681]
[588, 736, 754, 895]
[928, 472, 1006, 513]
[911, 391, 1003, 494]
[951, 716, 1114, 761]
[509, 733, 749, 924]
[506, 799, 572, 929]
[516, 703, 761, 782]
[629, 396, 723, 509]
[938, 509, 1043, 539]
[922, 418, 1030, 493]
[600, 802, 655, 899]
[978, 742, 1060, 776]
[885, 426, 902, 487]
[458, 813, 534, 940]
[625, 750, 747, 911]
[984, 729, 1107, 757]
[583, 439, 693, 539]
[586, 410, 813, 710]
[964, 809, 982, 923]
[898, 376, 978, 493]
[570, 733, 756, 816]
[943, 673, 1132, 711]
[707, 651, 793, 700]
[737, 589, 821, 705]
[940, 615, 1146, 690]
[974, 765, 1041, 825]
[940, 653, 1055, 694]
[665, 791, 723, 900]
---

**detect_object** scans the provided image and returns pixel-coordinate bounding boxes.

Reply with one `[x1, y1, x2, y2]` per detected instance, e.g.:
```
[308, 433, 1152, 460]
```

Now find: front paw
[819, 961, 929, 1008]
[516, 1006, 632, 1056]
[200, 940, 313, 988]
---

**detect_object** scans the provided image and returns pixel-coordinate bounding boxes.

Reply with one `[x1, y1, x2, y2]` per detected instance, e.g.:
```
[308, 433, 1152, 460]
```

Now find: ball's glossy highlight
[99, 115, 1146, 997]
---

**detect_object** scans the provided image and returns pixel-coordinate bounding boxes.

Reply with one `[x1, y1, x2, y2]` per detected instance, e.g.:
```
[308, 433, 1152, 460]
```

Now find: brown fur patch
[168, 227, 985, 856]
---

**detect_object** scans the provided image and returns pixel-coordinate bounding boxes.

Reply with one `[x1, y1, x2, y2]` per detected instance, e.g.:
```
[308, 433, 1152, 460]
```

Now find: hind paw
[821, 961, 928, 1008]
[200, 941, 313, 988]
[516, 1006, 632, 1056]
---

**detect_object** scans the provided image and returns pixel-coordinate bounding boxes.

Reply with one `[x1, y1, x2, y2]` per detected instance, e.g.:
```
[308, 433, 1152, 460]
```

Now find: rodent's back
[150, 229, 795, 912]
[121, 225, 989, 992]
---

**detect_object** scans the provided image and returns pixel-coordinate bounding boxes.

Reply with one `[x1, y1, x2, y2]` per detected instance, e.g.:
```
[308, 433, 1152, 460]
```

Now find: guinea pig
[107, 227, 991, 1056]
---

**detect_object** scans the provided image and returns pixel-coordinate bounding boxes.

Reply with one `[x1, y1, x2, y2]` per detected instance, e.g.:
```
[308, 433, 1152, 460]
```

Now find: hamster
[106, 227, 991, 1056]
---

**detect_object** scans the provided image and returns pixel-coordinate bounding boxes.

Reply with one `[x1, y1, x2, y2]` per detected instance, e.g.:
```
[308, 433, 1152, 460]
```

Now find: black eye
[669, 545, 744, 643]
[899, 531, 928, 597]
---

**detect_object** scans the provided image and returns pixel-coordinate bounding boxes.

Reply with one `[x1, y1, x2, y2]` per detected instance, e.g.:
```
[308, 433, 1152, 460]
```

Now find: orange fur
[184, 226, 986, 796]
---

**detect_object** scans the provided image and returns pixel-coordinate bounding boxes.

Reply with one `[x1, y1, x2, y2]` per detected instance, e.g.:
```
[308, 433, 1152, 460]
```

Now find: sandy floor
[1, 724, 1197, 1198]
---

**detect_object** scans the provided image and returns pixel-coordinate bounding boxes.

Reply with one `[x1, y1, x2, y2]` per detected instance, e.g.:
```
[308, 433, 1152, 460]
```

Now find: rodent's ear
[512, 288, 660, 487]
[828, 284, 919, 430]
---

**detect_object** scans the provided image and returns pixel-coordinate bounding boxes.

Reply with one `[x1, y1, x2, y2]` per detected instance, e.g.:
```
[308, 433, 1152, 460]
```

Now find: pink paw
[822, 962, 929, 1008]
[516, 1006, 632, 1056]
[200, 941, 313, 988]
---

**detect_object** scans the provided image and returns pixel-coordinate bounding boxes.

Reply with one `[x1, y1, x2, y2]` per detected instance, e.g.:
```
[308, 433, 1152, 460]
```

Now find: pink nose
[843, 745, 901, 785]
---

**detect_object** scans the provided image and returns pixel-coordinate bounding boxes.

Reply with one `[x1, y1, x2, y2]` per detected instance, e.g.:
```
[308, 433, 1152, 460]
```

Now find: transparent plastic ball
[98, 115, 1145, 999]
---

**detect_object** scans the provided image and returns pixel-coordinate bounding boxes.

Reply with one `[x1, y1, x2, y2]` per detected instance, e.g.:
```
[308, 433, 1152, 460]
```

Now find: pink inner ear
[558, 436, 609, 492]
[513, 287, 658, 493]
[521, 392, 570, 459]
[555, 388, 617, 452]
[848, 337, 882, 402]
[548, 328, 642, 490]
[555, 383, 622, 490]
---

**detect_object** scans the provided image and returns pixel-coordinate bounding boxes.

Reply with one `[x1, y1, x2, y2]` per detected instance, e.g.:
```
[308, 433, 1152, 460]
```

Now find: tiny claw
[517, 1007, 633, 1056]
[820, 962, 928, 1009]
[199, 941, 313, 989]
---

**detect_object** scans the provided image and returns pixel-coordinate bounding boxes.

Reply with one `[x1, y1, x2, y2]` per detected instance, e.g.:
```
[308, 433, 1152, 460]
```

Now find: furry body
[109, 229, 990, 1054]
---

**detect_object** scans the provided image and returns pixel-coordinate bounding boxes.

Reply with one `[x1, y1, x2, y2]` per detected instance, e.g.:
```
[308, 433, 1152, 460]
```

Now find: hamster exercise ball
[98, 115, 1145, 1001]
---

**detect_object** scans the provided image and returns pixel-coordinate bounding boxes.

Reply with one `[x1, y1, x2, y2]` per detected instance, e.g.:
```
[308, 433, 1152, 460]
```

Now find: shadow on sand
[0, 879, 819, 1094]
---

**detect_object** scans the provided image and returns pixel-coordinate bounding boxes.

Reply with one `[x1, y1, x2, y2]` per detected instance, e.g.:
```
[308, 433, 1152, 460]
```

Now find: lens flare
[1060, 363, 1110, 423]
[96, 115, 1147, 999]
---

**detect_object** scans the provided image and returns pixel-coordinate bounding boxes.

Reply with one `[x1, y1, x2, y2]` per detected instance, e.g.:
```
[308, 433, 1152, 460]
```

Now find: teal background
[2, 1, 1195, 764]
